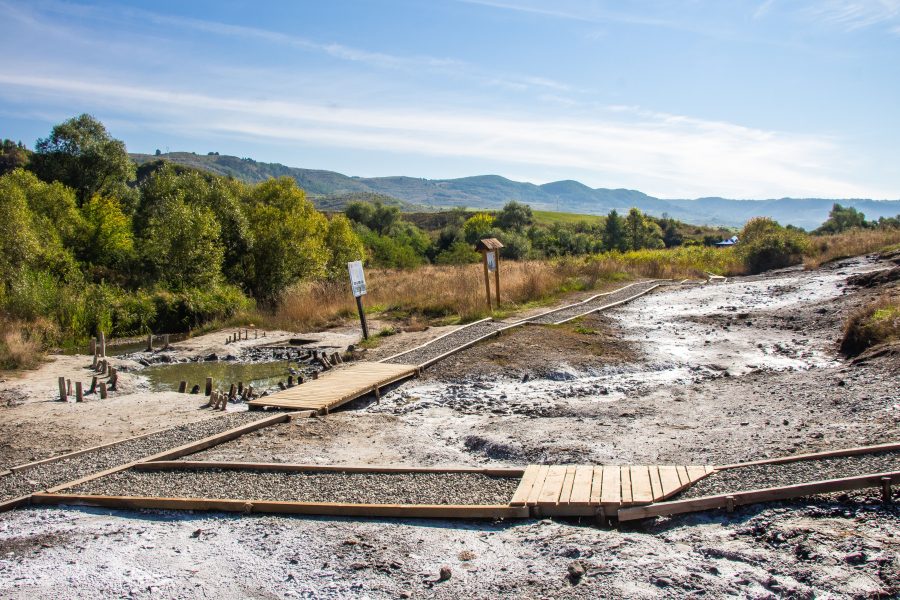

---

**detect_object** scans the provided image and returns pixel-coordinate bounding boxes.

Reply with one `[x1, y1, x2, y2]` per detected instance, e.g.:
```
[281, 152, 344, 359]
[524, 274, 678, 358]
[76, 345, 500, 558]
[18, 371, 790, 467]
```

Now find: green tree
[244, 177, 328, 302]
[31, 114, 136, 208]
[345, 200, 400, 234]
[81, 195, 134, 268]
[738, 217, 810, 274]
[0, 174, 41, 287]
[624, 208, 664, 250]
[324, 214, 365, 278]
[603, 209, 627, 251]
[462, 212, 496, 244]
[495, 201, 533, 231]
[0, 139, 30, 175]
[815, 203, 869, 234]
[435, 241, 481, 265]
[141, 199, 224, 289]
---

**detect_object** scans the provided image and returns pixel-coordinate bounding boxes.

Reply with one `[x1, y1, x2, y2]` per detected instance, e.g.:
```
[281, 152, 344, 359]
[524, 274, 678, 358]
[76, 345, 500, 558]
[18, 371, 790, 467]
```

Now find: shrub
[841, 295, 900, 356]
[738, 217, 809, 274]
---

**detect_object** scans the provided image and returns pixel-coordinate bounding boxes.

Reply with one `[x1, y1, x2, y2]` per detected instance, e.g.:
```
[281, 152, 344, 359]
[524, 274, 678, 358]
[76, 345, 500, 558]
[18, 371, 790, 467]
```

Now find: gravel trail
[382, 320, 509, 366]
[678, 450, 900, 500]
[526, 280, 660, 325]
[68, 469, 520, 505]
[0, 412, 267, 503]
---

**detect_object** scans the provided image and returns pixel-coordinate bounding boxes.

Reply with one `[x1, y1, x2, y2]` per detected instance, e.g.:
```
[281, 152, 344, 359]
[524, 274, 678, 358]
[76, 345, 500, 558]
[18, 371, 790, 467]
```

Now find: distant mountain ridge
[130, 152, 900, 229]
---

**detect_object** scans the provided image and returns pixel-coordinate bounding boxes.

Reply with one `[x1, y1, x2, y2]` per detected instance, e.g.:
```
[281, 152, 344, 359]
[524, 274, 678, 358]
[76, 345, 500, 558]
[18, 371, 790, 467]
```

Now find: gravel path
[382, 320, 508, 366]
[0, 412, 267, 503]
[68, 469, 520, 505]
[678, 450, 900, 500]
[526, 281, 660, 325]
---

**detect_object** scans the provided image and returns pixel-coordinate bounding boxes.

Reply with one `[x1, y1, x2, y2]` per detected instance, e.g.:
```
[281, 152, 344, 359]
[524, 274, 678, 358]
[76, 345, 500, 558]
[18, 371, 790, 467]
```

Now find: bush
[841, 295, 900, 356]
[737, 217, 809, 274]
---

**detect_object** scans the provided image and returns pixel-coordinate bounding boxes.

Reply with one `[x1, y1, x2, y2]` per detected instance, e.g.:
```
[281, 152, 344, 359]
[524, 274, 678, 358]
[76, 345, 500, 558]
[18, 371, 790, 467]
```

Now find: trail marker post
[476, 238, 504, 311]
[348, 260, 369, 340]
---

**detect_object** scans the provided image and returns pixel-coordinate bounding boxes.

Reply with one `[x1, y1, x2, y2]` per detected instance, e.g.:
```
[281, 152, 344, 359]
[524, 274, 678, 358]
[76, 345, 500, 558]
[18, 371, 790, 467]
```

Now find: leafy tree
[244, 177, 328, 302]
[324, 214, 365, 278]
[816, 203, 869, 234]
[462, 213, 496, 244]
[0, 139, 30, 175]
[345, 200, 400, 234]
[80, 195, 134, 268]
[603, 209, 627, 251]
[495, 201, 533, 231]
[141, 198, 224, 289]
[0, 174, 41, 287]
[624, 208, 664, 250]
[738, 217, 810, 274]
[30, 114, 136, 208]
[435, 241, 481, 265]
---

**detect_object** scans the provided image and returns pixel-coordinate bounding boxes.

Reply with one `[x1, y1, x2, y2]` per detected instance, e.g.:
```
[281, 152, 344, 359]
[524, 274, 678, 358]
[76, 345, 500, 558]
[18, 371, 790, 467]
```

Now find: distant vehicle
[715, 235, 739, 247]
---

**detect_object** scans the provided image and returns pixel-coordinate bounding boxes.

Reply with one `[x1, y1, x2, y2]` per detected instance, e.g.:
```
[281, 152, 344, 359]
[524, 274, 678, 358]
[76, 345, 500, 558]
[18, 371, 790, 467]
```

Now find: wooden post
[494, 250, 501, 307]
[238, 382, 243, 395]
[205, 377, 213, 396]
[482, 251, 492, 311]
[178, 381, 187, 393]
[75, 381, 83, 403]
[66, 379, 72, 396]
[355, 295, 369, 340]
[108, 368, 117, 391]
[246, 385, 254, 399]
[99, 331, 106, 357]
[163, 334, 170, 349]
[228, 384, 236, 401]
[287, 376, 294, 387]
[278, 381, 286, 390]
[89, 376, 97, 394]
[92, 353, 98, 369]
[190, 384, 200, 394]
[99, 382, 107, 399]
[89, 337, 96, 356]
[883, 477, 893, 503]
[255, 330, 258, 339]
[146, 334, 153, 352]
[312, 371, 318, 380]
[58, 377, 67, 402]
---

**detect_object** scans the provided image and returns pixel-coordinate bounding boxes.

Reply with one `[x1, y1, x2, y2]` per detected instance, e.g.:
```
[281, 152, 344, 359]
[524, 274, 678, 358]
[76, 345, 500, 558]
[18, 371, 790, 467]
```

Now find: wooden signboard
[347, 261, 369, 339]
[475, 238, 503, 310]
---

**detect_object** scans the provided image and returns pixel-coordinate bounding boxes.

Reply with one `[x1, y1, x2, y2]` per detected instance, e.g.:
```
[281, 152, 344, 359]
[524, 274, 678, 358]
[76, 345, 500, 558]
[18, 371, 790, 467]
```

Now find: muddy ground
[1, 255, 898, 598]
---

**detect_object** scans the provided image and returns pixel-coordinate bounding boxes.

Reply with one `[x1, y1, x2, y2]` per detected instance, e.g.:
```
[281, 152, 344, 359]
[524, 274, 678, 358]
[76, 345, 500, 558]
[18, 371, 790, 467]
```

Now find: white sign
[348, 261, 367, 297]
[486, 250, 497, 272]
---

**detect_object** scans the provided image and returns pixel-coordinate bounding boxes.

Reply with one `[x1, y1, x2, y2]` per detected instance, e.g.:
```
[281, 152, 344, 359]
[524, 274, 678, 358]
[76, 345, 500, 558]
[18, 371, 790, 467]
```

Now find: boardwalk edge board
[30, 493, 529, 519]
[552, 284, 661, 325]
[716, 441, 900, 470]
[379, 317, 493, 363]
[133, 461, 526, 476]
[616, 470, 900, 522]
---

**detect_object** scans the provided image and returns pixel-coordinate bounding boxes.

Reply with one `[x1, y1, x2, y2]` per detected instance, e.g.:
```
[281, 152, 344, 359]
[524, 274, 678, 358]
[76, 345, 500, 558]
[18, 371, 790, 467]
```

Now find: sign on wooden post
[348, 260, 370, 340]
[475, 238, 504, 311]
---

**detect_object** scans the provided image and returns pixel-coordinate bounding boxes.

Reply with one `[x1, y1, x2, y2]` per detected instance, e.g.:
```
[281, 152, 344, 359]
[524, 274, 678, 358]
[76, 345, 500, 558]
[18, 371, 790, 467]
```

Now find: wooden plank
[526, 466, 550, 506]
[658, 466, 681, 498]
[630, 466, 654, 503]
[600, 465, 621, 504]
[620, 465, 633, 504]
[648, 465, 663, 501]
[31, 493, 530, 519]
[716, 442, 900, 470]
[0, 494, 32, 513]
[46, 413, 290, 493]
[511, 465, 541, 506]
[686, 466, 708, 484]
[135, 461, 525, 477]
[537, 465, 567, 506]
[552, 283, 661, 325]
[558, 466, 577, 504]
[676, 466, 690, 487]
[570, 466, 593, 505]
[618, 471, 900, 522]
[589, 466, 604, 504]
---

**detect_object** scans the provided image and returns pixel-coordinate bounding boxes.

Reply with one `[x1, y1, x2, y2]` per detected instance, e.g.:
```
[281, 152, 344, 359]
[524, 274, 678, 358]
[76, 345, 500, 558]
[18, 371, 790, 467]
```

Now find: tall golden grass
[273, 247, 744, 330]
[804, 228, 900, 268]
[0, 319, 50, 370]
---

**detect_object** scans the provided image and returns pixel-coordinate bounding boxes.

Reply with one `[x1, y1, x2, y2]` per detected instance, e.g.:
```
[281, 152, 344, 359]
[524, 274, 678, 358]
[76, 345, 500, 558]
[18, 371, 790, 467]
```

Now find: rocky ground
[0, 255, 898, 598]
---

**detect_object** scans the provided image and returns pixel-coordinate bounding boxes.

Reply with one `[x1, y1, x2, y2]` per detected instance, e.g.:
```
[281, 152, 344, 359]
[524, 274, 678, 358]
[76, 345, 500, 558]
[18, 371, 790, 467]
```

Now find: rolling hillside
[131, 152, 900, 229]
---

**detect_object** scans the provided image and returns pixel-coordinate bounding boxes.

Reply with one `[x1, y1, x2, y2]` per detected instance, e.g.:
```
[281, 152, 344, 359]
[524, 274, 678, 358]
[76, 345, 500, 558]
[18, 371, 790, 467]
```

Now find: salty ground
[0, 255, 898, 598]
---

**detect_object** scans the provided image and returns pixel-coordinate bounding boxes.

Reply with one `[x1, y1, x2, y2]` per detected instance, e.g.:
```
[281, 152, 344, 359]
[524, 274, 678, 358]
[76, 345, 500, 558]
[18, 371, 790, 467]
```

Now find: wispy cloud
[805, 0, 900, 30]
[0, 71, 889, 199]
[754, 0, 778, 20]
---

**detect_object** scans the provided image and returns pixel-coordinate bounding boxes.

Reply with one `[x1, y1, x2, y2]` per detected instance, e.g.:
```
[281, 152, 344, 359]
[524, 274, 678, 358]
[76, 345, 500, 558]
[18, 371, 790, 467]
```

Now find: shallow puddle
[142, 360, 297, 393]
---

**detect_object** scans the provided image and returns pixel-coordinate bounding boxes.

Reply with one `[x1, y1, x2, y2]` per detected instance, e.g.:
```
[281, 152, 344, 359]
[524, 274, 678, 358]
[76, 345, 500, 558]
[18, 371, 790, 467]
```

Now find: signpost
[348, 260, 369, 340]
[475, 239, 504, 311]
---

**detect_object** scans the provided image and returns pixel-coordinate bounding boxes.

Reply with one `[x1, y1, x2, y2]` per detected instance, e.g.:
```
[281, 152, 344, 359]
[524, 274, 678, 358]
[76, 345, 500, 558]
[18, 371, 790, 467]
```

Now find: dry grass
[804, 228, 900, 269]
[272, 248, 742, 330]
[840, 293, 900, 356]
[0, 319, 50, 371]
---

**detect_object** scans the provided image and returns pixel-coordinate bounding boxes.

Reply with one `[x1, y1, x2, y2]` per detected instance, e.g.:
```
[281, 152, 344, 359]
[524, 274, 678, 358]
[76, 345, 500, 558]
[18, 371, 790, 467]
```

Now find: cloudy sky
[1, 0, 898, 199]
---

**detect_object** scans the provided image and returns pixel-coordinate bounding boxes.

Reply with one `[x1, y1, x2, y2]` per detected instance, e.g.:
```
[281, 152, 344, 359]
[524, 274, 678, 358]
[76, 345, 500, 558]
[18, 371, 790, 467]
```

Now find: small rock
[437, 566, 452, 582]
[567, 561, 585, 584]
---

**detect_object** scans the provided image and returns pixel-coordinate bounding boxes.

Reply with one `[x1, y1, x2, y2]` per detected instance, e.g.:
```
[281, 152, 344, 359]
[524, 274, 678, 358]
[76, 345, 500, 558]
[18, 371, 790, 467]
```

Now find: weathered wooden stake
[99, 331, 106, 357]
[163, 334, 170, 349]
[89, 337, 97, 356]
[246, 385, 254, 399]
[190, 384, 200, 394]
[883, 477, 893, 503]
[66, 379, 72, 396]
[75, 381, 83, 403]
[58, 376, 67, 401]
[99, 382, 108, 399]
[312, 371, 318, 380]
[287, 376, 294, 387]
[146, 333, 153, 352]
[228, 383, 236, 400]
[89, 376, 97, 394]
[482, 253, 492, 310]
[92, 353, 98, 369]
[278, 381, 286, 390]
[108, 368, 118, 391]
[178, 381, 187, 393]
[494, 250, 501, 307]
[237, 381, 243, 395]
[205, 377, 213, 396]
[255, 330, 258, 339]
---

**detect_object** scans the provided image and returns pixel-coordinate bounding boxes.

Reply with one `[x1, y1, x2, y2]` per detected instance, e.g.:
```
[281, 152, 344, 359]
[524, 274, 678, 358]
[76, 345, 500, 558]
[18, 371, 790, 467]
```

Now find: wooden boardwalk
[511, 464, 714, 517]
[247, 362, 418, 414]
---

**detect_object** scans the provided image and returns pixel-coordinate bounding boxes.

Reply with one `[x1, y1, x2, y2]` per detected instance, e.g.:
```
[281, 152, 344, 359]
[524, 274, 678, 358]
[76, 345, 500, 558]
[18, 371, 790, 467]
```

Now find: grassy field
[532, 210, 605, 226]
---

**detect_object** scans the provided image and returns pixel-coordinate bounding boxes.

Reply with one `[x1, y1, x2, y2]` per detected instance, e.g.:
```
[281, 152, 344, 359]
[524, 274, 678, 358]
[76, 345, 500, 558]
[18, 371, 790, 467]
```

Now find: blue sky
[1, 0, 898, 199]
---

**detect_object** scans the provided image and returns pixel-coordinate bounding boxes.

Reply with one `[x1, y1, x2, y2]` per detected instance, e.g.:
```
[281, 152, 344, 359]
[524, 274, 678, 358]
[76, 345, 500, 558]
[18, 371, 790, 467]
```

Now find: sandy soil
[1, 256, 899, 598]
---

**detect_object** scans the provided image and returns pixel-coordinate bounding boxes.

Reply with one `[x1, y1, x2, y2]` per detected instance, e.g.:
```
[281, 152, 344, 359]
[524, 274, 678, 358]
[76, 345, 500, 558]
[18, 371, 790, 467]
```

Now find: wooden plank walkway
[511, 464, 714, 517]
[247, 362, 418, 414]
